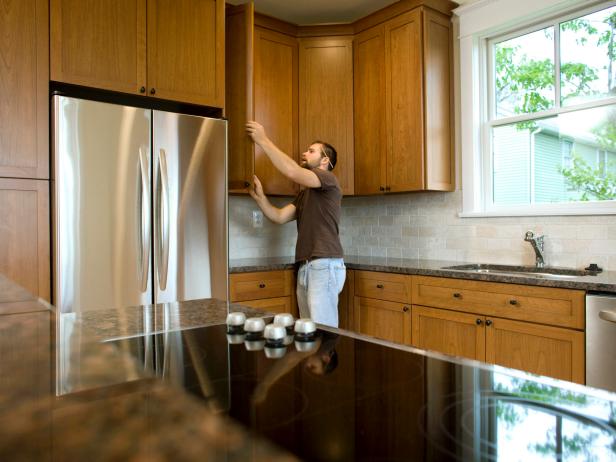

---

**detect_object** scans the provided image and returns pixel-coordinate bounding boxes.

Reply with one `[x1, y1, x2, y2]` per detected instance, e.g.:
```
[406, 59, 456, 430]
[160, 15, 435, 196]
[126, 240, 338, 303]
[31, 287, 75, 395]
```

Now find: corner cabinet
[299, 36, 354, 195]
[226, 5, 299, 195]
[354, 8, 454, 194]
[50, 0, 225, 107]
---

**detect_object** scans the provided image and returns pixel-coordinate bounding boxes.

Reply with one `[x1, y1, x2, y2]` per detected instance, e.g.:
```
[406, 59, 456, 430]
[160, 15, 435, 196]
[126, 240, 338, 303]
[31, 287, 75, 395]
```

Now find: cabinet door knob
[244, 181, 250, 187]
[403, 306, 409, 312]
[385, 186, 391, 191]
[476, 318, 482, 325]
[150, 88, 156, 95]
[258, 283, 265, 288]
[376, 284, 384, 289]
[485, 319, 493, 326]
[509, 299, 518, 305]
[453, 292, 461, 298]
[139, 86, 146, 93]
[379, 186, 385, 192]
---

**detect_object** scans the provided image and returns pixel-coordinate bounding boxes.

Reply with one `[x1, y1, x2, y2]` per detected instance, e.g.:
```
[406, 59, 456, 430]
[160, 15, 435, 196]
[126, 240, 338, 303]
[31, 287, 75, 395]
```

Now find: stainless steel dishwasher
[586, 293, 616, 392]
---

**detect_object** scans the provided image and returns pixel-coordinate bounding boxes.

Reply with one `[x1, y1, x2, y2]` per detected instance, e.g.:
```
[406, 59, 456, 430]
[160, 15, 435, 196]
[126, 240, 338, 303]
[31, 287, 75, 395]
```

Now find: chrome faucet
[524, 231, 545, 268]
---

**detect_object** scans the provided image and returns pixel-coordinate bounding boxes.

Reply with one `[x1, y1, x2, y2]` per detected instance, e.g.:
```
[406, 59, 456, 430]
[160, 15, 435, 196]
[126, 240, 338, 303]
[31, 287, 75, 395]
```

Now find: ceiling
[226, 0, 478, 26]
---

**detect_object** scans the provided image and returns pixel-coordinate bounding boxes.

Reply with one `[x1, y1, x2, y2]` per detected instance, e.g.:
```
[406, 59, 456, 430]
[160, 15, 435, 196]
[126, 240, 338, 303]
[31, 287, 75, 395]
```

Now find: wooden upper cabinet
[299, 37, 354, 195]
[0, 0, 49, 179]
[50, 0, 224, 107]
[353, 25, 387, 195]
[226, 3, 254, 192]
[50, 0, 146, 94]
[226, 7, 299, 196]
[147, 0, 224, 107]
[254, 27, 298, 196]
[354, 7, 454, 194]
[385, 10, 424, 192]
[0, 179, 50, 301]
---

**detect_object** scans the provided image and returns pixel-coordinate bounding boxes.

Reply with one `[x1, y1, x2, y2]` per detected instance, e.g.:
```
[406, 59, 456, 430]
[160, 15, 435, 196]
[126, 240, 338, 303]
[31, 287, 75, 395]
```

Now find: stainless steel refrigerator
[53, 95, 228, 313]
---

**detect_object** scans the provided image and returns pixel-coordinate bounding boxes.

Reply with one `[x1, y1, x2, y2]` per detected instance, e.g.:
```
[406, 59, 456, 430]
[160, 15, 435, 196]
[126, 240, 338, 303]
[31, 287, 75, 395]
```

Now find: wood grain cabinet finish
[226, 7, 299, 195]
[412, 305, 584, 384]
[411, 275, 585, 384]
[354, 297, 412, 345]
[299, 36, 354, 195]
[412, 305, 485, 361]
[0, 179, 50, 301]
[354, 7, 454, 194]
[412, 275, 585, 329]
[51, 0, 224, 107]
[353, 270, 412, 344]
[0, 0, 49, 179]
[354, 270, 412, 303]
[229, 270, 297, 317]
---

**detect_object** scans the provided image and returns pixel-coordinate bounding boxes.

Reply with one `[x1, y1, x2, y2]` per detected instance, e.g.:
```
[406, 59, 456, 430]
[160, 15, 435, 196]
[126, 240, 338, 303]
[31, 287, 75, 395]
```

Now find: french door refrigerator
[53, 95, 228, 313]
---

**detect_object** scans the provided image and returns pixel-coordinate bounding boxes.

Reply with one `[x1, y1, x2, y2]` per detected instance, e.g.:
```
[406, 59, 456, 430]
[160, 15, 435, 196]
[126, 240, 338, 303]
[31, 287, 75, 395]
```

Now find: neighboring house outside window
[456, 0, 616, 216]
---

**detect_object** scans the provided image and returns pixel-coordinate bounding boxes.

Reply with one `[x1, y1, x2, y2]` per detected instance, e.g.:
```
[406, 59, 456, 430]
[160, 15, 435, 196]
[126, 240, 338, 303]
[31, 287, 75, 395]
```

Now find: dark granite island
[1, 273, 615, 461]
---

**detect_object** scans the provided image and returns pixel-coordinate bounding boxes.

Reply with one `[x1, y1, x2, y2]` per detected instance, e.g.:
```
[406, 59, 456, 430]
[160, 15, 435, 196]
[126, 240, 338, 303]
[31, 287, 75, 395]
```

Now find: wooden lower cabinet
[354, 296, 411, 345]
[236, 296, 294, 317]
[337, 269, 354, 330]
[0, 179, 50, 301]
[411, 305, 485, 361]
[229, 270, 297, 317]
[412, 304, 585, 384]
[486, 317, 584, 384]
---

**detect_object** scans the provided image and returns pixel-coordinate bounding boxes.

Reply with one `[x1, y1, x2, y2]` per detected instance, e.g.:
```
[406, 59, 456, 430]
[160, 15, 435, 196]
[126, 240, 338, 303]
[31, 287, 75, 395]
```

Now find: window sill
[459, 202, 616, 218]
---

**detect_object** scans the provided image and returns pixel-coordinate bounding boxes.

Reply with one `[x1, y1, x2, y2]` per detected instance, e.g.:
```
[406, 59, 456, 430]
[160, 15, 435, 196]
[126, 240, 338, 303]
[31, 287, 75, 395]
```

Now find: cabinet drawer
[412, 276, 584, 329]
[354, 270, 412, 303]
[236, 296, 294, 316]
[230, 270, 293, 302]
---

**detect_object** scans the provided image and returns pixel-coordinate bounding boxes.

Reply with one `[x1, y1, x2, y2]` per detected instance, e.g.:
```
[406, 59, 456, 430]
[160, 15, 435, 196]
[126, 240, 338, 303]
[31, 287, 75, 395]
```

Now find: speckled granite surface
[229, 255, 616, 292]
[0, 275, 293, 462]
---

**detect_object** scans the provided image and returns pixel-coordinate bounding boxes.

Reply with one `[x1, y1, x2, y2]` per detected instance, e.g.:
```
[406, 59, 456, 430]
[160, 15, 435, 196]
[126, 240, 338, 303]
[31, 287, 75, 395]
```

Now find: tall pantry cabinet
[354, 7, 454, 194]
[0, 0, 50, 301]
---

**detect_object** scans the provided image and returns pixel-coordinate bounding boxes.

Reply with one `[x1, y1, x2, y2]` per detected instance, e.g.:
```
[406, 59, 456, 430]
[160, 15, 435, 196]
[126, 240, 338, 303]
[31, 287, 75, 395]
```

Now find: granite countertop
[0, 275, 294, 462]
[2, 273, 615, 460]
[229, 255, 616, 292]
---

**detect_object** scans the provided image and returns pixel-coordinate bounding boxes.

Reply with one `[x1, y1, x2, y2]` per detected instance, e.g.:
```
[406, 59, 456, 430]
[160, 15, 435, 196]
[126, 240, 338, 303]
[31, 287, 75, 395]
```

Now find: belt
[298, 256, 324, 265]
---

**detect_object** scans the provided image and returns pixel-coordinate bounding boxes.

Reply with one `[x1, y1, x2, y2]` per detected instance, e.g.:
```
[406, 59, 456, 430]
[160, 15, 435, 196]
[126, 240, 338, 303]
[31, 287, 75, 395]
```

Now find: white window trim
[455, 0, 616, 217]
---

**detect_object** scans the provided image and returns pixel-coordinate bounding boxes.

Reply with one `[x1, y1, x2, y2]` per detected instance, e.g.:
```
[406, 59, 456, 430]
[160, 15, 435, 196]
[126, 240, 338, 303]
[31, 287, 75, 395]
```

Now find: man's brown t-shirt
[292, 168, 343, 262]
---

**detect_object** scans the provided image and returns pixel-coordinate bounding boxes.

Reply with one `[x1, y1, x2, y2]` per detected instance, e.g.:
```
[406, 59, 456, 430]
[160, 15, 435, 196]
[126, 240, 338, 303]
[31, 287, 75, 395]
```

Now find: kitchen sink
[441, 263, 596, 279]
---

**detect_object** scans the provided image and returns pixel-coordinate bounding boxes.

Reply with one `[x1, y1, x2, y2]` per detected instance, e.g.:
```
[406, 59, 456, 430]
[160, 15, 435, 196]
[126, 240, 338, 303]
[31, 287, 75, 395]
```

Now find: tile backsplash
[229, 193, 616, 270]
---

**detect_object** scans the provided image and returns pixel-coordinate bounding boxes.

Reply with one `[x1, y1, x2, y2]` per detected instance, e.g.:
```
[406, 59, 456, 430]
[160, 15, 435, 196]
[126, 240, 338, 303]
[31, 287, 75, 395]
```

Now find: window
[458, 0, 616, 216]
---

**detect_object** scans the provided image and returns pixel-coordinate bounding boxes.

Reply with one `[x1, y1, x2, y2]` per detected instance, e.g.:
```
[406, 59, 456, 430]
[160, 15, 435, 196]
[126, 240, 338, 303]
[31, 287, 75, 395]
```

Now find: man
[245, 121, 345, 327]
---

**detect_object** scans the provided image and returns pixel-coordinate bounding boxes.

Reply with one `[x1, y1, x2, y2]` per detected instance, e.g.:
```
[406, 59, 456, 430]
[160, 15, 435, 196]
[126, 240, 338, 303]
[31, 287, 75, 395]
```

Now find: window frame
[457, 0, 616, 217]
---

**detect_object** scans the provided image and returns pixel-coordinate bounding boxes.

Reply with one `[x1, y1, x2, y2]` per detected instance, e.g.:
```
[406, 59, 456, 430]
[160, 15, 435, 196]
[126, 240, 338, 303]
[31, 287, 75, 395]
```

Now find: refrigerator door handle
[138, 147, 151, 292]
[157, 148, 170, 291]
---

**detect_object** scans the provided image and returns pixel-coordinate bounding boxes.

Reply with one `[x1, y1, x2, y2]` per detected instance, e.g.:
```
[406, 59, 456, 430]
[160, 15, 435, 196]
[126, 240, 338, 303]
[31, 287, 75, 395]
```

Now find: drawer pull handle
[376, 284, 384, 289]
[258, 283, 266, 288]
[453, 292, 461, 298]
[403, 306, 409, 312]
[509, 299, 518, 305]
[485, 319, 493, 326]
[476, 319, 482, 325]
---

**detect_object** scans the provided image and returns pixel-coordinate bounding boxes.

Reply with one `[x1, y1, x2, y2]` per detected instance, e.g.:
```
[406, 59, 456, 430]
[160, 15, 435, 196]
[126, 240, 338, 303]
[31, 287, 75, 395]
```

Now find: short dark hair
[314, 140, 337, 171]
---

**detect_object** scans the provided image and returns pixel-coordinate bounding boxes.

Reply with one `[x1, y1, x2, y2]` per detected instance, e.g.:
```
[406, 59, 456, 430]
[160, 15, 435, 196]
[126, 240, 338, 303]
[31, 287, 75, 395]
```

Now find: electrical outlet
[252, 210, 263, 228]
